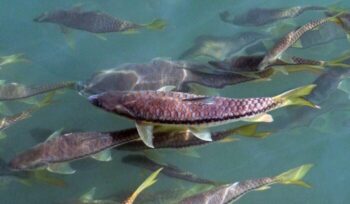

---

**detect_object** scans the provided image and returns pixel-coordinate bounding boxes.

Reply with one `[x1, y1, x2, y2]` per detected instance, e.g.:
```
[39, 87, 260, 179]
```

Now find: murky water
[1, 0, 350, 203]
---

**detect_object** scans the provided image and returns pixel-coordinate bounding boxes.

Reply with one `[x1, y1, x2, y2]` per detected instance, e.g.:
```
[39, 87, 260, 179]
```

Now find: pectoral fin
[136, 123, 154, 148]
[91, 150, 112, 162]
[93, 34, 107, 41]
[189, 128, 212, 141]
[291, 39, 303, 48]
[47, 163, 76, 175]
[243, 113, 273, 123]
[46, 128, 64, 141]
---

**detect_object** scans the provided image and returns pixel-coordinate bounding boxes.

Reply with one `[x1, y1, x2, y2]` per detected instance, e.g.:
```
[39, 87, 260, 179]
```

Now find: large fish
[34, 7, 166, 34]
[9, 124, 267, 173]
[179, 32, 268, 60]
[257, 16, 342, 71]
[89, 85, 319, 147]
[220, 6, 326, 26]
[122, 155, 218, 185]
[178, 164, 313, 204]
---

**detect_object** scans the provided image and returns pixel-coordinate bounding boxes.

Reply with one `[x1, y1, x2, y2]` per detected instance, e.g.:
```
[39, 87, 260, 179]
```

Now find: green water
[1, 0, 350, 203]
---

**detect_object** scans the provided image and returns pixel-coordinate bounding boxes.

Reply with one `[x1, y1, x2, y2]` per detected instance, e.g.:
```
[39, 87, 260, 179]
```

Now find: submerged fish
[34, 7, 166, 34]
[220, 6, 326, 26]
[257, 16, 342, 71]
[179, 32, 268, 60]
[9, 124, 268, 174]
[122, 155, 218, 185]
[179, 164, 313, 204]
[0, 81, 75, 101]
[80, 59, 267, 95]
[89, 85, 319, 148]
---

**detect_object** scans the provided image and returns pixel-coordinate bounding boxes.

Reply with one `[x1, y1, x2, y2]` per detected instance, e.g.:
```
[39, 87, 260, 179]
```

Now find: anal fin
[136, 122, 155, 148]
[91, 150, 112, 162]
[243, 113, 273, 123]
[189, 128, 212, 141]
[47, 163, 76, 175]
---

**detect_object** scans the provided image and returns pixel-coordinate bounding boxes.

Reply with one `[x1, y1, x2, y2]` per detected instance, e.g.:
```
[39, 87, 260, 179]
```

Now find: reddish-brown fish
[89, 85, 318, 147]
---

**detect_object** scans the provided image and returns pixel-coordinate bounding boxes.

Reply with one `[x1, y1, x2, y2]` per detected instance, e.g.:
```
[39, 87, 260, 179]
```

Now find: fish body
[179, 32, 267, 60]
[258, 17, 338, 71]
[34, 8, 141, 33]
[34, 8, 165, 33]
[9, 129, 137, 171]
[220, 6, 326, 26]
[0, 111, 31, 131]
[89, 85, 317, 147]
[89, 86, 316, 127]
[122, 155, 217, 185]
[179, 164, 313, 204]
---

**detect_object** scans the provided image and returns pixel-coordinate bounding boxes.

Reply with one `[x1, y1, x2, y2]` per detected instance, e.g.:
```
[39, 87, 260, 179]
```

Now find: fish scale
[97, 91, 277, 125]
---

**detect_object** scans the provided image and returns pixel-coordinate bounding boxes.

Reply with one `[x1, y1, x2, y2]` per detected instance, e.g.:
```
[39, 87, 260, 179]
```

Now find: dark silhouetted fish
[0, 81, 75, 101]
[179, 32, 268, 60]
[122, 155, 218, 185]
[89, 85, 318, 147]
[257, 16, 342, 71]
[220, 6, 326, 26]
[34, 7, 166, 34]
[179, 164, 313, 204]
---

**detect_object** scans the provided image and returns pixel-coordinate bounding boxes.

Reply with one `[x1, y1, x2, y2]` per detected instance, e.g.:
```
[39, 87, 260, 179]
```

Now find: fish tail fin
[274, 164, 313, 188]
[145, 19, 167, 30]
[273, 85, 320, 109]
[327, 11, 347, 26]
[30, 170, 66, 187]
[124, 168, 162, 203]
[326, 51, 350, 68]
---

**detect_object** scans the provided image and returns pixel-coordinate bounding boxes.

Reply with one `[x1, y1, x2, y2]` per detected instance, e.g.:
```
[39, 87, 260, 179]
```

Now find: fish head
[88, 91, 129, 114]
[9, 148, 47, 171]
[33, 10, 66, 23]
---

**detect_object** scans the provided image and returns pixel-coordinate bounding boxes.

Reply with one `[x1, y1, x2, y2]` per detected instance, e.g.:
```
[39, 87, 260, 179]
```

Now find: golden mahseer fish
[220, 5, 326, 26]
[34, 7, 166, 34]
[178, 164, 313, 204]
[257, 15, 343, 71]
[89, 85, 319, 147]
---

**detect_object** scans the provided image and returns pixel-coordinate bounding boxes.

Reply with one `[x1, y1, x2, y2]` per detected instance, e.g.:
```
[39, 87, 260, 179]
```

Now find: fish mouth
[88, 94, 102, 107]
[33, 13, 48, 22]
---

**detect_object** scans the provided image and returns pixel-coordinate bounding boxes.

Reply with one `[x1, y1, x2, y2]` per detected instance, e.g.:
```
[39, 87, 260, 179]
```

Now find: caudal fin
[274, 164, 313, 188]
[145, 19, 167, 30]
[273, 85, 320, 109]
[123, 168, 162, 204]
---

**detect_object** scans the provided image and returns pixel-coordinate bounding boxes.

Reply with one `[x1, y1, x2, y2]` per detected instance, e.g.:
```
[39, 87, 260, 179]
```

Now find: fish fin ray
[136, 123, 154, 148]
